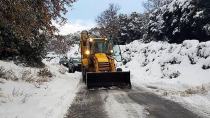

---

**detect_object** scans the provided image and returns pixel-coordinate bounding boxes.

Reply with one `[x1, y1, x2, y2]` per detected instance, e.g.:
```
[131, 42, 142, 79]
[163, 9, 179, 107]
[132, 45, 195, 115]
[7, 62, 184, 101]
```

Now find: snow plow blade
[86, 71, 131, 89]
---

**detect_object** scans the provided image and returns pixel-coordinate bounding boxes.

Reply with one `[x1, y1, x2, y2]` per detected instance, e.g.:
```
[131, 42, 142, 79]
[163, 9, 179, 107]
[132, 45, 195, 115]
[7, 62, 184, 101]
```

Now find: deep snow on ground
[1, 39, 210, 117]
[0, 43, 82, 118]
[120, 40, 210, 116]
[0, 60, 80, 118]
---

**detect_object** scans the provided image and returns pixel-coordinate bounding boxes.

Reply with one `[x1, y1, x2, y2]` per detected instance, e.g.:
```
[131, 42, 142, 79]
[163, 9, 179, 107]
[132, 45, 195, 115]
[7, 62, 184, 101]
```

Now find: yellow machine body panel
[95, 53, 109, 63]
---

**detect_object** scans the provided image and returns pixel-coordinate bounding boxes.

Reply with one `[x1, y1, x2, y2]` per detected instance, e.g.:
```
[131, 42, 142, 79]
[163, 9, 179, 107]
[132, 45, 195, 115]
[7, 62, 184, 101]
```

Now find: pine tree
[96, 4, 120, 39]
[147, 0, 210, 43]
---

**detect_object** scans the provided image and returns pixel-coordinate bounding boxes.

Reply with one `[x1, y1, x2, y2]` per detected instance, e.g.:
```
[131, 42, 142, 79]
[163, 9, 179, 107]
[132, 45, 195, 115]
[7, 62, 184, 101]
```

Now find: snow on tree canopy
[147, 0, 210, 43]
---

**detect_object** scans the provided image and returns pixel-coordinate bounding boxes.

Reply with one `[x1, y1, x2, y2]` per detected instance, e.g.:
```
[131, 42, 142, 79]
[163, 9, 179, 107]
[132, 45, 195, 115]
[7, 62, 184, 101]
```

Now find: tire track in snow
[127, 87, 201, 118]
[64, 85, 108, 118]
[65, 84, 201, 118]
[101, 89, 146, 118]
[65, 85, 146, 118]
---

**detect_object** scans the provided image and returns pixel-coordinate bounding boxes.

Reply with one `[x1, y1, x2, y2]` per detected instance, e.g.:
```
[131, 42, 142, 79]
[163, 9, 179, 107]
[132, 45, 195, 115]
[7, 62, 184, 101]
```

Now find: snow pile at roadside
[67, 44, 81, 59]
[0, 60, 80, 118]
[120, 40, 210, 116]
[121, 40, 210, 91]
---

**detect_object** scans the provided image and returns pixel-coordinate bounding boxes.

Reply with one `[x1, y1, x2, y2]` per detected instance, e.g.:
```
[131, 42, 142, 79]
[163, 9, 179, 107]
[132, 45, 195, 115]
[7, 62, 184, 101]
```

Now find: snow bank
[120, 40, 210, 116]
[67, 44, 81, 59]
[0, 60, 80, 118]
[121, 40, 210, 90]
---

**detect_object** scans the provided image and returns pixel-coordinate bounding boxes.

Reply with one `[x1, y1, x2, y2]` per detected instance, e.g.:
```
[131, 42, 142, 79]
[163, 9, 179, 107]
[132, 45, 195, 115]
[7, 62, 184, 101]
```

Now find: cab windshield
[94, 41, 109, 53]
[91, 38, 123, 62]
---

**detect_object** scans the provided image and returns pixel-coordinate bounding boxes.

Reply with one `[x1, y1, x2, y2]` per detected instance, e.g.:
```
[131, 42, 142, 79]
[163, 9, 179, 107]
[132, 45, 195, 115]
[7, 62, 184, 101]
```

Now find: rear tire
[82, 67, 86, 83]
[117, 68, 122, 72]
[68, 67, 75, 73]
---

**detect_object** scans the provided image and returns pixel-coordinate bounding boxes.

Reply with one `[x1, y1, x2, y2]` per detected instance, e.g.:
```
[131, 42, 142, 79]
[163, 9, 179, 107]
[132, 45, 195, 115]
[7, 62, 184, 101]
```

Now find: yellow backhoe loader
[80, 30, 131, 89]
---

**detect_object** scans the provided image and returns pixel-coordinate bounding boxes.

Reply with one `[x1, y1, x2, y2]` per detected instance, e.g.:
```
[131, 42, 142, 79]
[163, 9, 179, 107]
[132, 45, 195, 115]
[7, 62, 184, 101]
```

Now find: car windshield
[72, 58, 80, 63]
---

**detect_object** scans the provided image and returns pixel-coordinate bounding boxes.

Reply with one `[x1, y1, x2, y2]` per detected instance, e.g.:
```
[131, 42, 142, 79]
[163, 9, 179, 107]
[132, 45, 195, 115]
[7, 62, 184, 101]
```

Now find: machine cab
[89, 37, 122, 62]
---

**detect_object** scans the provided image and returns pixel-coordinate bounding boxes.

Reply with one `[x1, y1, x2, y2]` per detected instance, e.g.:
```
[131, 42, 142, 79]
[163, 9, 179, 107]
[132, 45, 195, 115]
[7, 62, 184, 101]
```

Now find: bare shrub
[168, 57, 181, 65]
[0, 66, 6, 78]
[185, 88, 197, 94]
[21, 70, 34, 83]
[142, 58, 149, 67]
[162, 71, 181, 79]
[197, 44, 210, 59]
[37, 68, 53, 78]
[0, 66, 18, 81]
[169, 71, 181, 79]
[36, 77, 51, 83]
[59, 66, 67, 74]
[202, 58, 210, 70]
[161, 65, 181, 79]
[163, 91, 168, 96]
[36, 68, 53, 84]
[188, 55, 197, 65]
[2, 69, 18, 81]
[184, 85, 207, 95]
[202, 65, 210, 70]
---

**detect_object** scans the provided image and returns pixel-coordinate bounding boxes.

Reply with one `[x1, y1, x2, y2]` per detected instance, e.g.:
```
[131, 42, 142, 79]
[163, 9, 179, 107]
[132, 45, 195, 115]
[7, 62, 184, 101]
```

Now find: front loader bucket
[86, 71, 131, 89]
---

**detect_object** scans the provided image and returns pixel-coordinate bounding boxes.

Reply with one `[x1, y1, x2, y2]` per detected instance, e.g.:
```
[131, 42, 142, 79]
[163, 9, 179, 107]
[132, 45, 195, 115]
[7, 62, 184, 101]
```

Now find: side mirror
[122, 59, 127, 65]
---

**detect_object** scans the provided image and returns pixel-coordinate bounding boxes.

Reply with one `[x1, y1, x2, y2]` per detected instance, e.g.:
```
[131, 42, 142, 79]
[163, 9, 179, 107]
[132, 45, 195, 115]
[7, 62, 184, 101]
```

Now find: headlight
[105, 38, 108, 41]
[85, 50, 90, 55]
[89, 38, 93, 42]
[110, 50, 113, 53]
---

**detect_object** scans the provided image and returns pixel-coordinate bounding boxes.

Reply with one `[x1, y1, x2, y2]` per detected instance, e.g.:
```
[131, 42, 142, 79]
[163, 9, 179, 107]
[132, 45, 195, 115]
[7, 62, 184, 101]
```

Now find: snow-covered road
[64, 40, 210, 117]
[65, 83, 201, 118]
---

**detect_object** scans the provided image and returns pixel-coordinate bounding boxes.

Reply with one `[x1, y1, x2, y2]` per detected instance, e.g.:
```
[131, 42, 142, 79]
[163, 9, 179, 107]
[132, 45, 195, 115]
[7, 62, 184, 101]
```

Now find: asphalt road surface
[65, 83, 201, 118]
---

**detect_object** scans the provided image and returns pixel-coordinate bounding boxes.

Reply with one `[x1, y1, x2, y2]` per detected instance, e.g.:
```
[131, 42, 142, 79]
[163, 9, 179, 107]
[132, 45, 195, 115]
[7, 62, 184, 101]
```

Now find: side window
[108, 37, 122, 62]
[113, 45, 122, 62]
